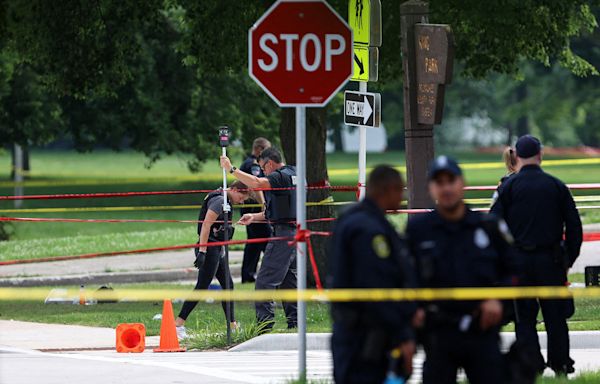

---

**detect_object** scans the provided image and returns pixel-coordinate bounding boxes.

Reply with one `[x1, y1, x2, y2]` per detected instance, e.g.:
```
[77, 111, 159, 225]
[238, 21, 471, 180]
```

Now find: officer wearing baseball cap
[491, 135, 583, 376]
[221, 147, 298, 332]
[406, 155, 519, 384]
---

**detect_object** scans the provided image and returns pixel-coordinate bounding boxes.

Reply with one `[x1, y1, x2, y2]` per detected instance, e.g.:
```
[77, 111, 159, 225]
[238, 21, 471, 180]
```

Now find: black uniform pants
[515, 250, 573, 372]
[241, 223, 271, 283]
[332, 323, 389, 384]
[178, 245, 235, 322]
[255, 225, 297, 330]
[422, 328, 503, 384]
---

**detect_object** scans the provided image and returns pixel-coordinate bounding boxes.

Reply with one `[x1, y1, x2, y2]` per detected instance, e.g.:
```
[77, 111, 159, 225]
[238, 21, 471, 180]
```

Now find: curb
[0, 265, 241, 287]
[229, 331, 600, 352]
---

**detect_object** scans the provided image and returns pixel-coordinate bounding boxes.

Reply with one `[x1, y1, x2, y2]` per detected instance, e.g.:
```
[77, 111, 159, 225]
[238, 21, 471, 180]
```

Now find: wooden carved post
[401, 1, 432, 209]
[401, 1, 454, 208]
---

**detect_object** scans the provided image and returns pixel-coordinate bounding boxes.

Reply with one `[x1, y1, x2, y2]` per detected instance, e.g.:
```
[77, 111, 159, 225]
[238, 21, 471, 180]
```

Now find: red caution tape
[0, 185, 359, 201]
[0, 231, 332, 267]
[0, 216, 337, 225]
[584, 232, 600, 242]
[3, 183, 600, 201]
[0, 236, 292, 266]
[288, 227, 327, 290]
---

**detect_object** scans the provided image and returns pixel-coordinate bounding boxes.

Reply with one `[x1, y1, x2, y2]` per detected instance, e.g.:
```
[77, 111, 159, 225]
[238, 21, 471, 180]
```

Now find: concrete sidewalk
[2, 320, 599, 353]
[230, 331, 600, 352]
[0, 320, 159, 351]
[1, 321, 600, 384]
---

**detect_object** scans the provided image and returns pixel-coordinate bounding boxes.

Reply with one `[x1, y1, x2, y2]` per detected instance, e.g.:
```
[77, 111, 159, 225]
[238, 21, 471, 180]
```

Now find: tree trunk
[331, 123, 344, 152]
[506, 122, 514, 146]
[10, 145, 30, 179]
[279, 107, 333, 287]
[515, 83, 528, 137]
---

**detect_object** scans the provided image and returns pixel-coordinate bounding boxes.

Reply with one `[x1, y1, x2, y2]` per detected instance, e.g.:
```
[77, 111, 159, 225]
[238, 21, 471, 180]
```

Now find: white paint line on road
[0, 346, 264, 383]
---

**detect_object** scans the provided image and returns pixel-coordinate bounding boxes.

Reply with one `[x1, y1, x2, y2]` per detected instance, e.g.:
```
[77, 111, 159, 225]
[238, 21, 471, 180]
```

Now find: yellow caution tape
[2, 158, 598, 188]
[463, 196, 600, 205]
[0, 286, 598, 302]
[328, 157, 600, 176]
[0, 176, 217, 188]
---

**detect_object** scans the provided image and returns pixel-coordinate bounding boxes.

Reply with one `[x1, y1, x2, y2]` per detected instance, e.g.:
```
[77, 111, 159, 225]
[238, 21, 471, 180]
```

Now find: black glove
[194, 245, 206, 269]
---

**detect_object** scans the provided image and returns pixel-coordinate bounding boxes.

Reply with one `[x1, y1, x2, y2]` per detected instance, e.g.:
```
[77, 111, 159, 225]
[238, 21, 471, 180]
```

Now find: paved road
[4, 346, 600, 384]
[571, 240, 600, 273]
[2, 321, 600, 383]
[0, 250, 243, 278]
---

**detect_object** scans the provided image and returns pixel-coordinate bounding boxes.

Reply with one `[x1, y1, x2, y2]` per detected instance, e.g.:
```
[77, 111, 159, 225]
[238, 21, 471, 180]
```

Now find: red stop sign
[249, 0, 353, 107]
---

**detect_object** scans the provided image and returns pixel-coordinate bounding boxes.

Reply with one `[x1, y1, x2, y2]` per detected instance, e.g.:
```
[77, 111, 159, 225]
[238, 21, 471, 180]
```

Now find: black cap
[515, 135, 541, 158]
[428, 155, 463, 180]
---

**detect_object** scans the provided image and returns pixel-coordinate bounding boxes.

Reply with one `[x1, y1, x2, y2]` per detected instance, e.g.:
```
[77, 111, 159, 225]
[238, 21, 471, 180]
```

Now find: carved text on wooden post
[415, 24, 454, 125]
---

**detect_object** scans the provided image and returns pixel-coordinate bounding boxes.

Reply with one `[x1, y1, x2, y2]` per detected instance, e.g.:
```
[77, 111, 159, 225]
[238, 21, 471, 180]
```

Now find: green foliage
[430, 1, 599, 78]
[0, 0, 599, 164]
[0, 49, 63, 147]
[0, 216, 14, 241]
[4, 0, 163, 97]
[184, 321, 270, 350]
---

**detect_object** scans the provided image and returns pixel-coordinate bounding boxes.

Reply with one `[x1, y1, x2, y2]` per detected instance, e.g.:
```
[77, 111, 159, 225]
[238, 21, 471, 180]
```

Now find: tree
[0, 48, 63, 178]
[1, 0, 599, 283]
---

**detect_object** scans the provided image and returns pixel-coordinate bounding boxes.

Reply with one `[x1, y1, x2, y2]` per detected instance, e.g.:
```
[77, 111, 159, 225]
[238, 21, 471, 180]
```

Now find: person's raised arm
[221, 156, 270, 190]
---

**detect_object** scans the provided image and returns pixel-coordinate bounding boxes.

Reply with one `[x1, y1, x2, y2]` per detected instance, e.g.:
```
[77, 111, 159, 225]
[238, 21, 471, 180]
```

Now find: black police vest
[266, 166, 297, 223]
[198, 190, 234, 241]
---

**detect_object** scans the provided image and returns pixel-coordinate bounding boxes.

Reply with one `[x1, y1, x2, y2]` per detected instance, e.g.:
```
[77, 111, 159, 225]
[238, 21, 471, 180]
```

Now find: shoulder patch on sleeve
[372, 234, 391, 259]
[497, 219, 514, 244]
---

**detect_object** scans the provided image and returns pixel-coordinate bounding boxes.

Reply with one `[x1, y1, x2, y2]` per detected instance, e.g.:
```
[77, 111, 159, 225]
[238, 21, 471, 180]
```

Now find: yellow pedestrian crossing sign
[348, 0, 381, 47]
[352, 46, 378, 82]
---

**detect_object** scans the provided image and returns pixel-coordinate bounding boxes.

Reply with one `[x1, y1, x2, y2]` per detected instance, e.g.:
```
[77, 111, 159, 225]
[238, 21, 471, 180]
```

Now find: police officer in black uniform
[221, 147, 298, 331]
[239, 137, 272, 283]
[491, 135, 583, 375]
[330, 165, 418, 384]
[407, 156, 519, 384]
[175, 181, 250, 338]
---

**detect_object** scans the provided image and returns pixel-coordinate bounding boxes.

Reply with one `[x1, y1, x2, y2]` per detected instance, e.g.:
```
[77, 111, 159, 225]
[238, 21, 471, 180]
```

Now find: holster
[552, 242, 569, 270]
[333, 306, 390, 363]
[361, 329, 388, 362]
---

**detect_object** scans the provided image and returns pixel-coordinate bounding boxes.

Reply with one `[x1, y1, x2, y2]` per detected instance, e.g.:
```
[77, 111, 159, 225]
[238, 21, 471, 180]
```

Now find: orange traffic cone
[116, 323, 145, 353]
[153, 299, 186, 353]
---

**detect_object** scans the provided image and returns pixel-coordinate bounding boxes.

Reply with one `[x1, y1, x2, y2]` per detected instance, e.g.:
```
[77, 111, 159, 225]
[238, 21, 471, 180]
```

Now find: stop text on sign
[258, 33, 347, 72]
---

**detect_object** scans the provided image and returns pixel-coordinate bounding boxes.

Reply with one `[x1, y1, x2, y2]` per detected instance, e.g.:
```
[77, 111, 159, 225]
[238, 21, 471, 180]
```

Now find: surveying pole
[218, 126, 233, 345]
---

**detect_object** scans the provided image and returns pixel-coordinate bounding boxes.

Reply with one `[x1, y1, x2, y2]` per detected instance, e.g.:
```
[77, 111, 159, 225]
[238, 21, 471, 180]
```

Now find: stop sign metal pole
[295, 105, 307, 380]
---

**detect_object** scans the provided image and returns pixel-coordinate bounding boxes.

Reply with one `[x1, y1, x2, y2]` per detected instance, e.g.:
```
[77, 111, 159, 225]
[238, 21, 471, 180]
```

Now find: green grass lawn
[1, 279, 599, 349]
[0, 149, 599, 261]
[292, 374, 600, 384]
[537, 372, 600, 383]
[0, 282, 330, 349]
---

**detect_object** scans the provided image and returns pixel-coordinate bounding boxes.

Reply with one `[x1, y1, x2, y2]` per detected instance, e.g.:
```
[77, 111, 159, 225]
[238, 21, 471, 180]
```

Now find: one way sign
[344, 91, 381, 127]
